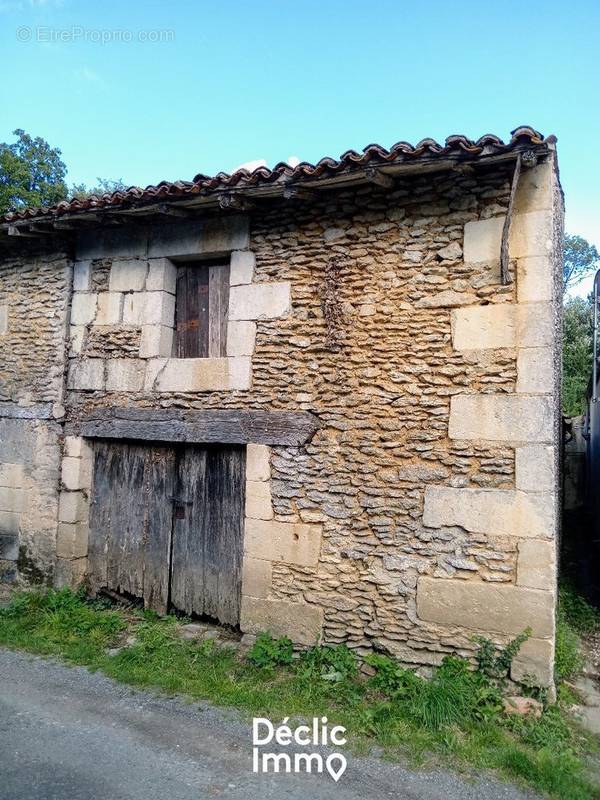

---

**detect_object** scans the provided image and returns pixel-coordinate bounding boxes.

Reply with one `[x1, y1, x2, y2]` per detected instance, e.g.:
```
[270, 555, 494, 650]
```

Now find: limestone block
[230, 250, 256, 285]
[58, 491, 87, 524]
[64, 436, 88, 459]
[54, 557, 87, 589]
[516, 446, 556, 492]
[106, 359, 145, 392]
[511, 637, 554, 687]
[416, 577, 555, 638]
[517, 303, 554, 347]
[0, 487, 27, 513]
[56, 521, 89, 559]
[94, 292, 123, 325]
[229, 283, 291, 321]
[70, 326, 86, 355]
[139, 325, 174, 358]
[449, 394, 554, 443]
[244, 519, 322, 566]
[463, 216, 505, 264]
[242, 557, 272, 599]
[61, 456, 91, 491]
[143, 358, 167, 391]
[0, 304, 8, 335]
[246, 444, 270, 481]
[513, 161, 553, 214]
[509, 210, 553, 259]
[123, 291, 174, 326]
[423, 486, 555, 538]
[517, 539, 556, 590]
[245, 480, 273, 520]
[240, 596, 323, 645]
[154, 357, 252, 392]
[146, 215, 250, 259]
[68, 359, 104, 391]
[71, 292, 97, 325]
[109, 259, 148, 292]
[451, 304, 516, 350]
[0, 463, 25, 488]
[517, 256, 554, 303]
[146, 258, 177, 293]
[226, 321, 256, 356]
[415, 290, 478, 309]
[73, 260, 92, 291]
[0, 511, 19, 536]
[516, 347, 555, 394]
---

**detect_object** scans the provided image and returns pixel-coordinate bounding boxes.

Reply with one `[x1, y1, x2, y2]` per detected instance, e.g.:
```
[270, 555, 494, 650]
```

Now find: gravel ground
[0, 648, 542, 800]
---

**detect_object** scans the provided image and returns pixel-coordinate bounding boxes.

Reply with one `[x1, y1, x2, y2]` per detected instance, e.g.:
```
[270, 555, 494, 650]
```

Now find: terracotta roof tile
[3, 126, 553, 223]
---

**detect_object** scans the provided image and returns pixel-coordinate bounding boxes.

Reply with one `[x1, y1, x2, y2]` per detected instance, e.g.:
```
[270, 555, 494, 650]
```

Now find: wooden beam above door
[70, 407, 321, 446]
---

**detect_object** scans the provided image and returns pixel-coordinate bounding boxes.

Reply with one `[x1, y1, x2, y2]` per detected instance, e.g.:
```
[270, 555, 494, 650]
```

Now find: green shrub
[555, 617, 583, 682]
[364, 652, 422, 695]
[295, 643, 358, 682]
[473, 629, 531, 687]
[247, 631, 294, 668]
[559, 585, 600, 635]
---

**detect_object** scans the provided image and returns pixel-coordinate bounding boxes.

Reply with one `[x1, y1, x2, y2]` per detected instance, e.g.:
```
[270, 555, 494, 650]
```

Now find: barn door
[170, 445, 245, 625]
[88, 440, 245, 625]
[88, 441, 175, 615]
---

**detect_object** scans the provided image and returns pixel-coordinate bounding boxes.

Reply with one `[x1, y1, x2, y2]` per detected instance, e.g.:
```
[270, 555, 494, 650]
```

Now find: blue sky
[1, 0, 599, 286]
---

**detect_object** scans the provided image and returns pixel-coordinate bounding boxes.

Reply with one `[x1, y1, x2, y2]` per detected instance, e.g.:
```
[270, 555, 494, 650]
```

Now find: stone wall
[1, 153, 562, 687]
[0, 251, 71, 582]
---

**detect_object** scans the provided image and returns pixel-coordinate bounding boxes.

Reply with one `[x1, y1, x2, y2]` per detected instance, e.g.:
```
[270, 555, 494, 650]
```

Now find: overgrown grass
[1, 588, 599, 800]
[556, 584, 600, 682]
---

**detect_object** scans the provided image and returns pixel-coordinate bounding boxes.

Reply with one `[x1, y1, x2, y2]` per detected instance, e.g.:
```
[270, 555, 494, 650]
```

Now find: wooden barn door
[170, 446, 245, 625]
[88, 441, 245, 624]
[88, 442, 176, 614]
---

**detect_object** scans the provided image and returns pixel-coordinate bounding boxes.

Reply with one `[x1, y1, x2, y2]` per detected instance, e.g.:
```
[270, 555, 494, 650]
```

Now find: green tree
[564, 233, 599, 293]
[563, 295, 593, 416]
[0, 129, 68, 215]
[70, 178, 127, 200]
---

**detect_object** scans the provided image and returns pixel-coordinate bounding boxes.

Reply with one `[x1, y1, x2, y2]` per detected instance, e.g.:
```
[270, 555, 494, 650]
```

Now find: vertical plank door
[88, 441, 175, 614]
[170, 444, 245, 626]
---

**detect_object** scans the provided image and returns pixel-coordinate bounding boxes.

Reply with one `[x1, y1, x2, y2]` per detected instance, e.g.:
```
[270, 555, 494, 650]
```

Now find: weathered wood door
[88, 441, 245, 624]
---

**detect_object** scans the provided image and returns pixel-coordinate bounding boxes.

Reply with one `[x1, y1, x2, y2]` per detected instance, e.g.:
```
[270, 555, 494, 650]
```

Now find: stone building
[0, 126, 562, 687]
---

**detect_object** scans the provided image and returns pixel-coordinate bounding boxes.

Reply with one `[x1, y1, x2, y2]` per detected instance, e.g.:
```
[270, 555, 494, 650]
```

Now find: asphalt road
[0, 648, 539, 800]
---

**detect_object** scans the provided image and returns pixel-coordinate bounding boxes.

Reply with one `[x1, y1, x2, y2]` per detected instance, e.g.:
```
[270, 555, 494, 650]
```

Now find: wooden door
[170, 445, 245, 625]
[88, 440, 245, 625]
[88, 441, 175, 614]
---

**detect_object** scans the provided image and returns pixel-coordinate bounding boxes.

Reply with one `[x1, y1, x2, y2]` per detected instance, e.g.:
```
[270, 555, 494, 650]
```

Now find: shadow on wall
[562, 415, 600, 604]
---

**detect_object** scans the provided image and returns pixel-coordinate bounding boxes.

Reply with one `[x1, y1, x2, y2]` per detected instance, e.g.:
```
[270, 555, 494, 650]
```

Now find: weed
[473, 629, 531, 688]
[247, 632, 293, 668]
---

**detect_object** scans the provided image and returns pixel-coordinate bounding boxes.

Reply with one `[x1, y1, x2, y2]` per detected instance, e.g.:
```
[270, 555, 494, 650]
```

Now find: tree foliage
[0, 129, 68, 215]
[563, 295, 593, 417]
[564, 234, 599, 293]
[70, 177, 127, 200]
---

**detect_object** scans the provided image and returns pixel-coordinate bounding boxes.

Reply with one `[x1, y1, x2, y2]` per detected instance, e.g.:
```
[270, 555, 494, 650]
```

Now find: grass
[556, 584, 600, 682]
[1, 587, 600, 800]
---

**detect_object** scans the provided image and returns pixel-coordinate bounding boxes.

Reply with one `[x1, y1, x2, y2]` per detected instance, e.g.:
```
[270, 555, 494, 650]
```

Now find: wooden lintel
[364, 167, 394, 189]
[283, 186, 317, 201]
[70, 407, 321, 447]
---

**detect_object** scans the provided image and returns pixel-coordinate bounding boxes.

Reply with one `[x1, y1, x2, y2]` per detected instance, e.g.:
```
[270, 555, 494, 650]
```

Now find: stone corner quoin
[0, 150, 562, 688]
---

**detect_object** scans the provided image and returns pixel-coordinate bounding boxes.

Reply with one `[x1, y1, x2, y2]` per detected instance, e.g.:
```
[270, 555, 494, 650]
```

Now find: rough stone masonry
[0, 129, 563, 689]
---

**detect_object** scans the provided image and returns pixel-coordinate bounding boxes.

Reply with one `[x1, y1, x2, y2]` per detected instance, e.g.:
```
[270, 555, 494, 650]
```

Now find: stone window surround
[68, 248, 292, 394]
[55, 437, 325, 645]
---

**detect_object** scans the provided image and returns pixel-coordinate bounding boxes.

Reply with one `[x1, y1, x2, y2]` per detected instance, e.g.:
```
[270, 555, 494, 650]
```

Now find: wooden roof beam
[365, 167, 394, 189]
